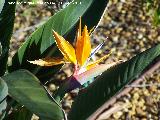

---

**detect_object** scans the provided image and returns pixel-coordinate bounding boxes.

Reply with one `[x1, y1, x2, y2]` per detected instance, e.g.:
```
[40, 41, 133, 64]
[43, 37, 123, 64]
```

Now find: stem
[126, 83, 160, 88]
[53, 76, 81, 102]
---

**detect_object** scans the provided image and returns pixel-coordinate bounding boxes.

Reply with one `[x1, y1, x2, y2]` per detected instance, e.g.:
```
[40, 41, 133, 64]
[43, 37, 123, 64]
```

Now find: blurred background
[10, 0, 160, 119]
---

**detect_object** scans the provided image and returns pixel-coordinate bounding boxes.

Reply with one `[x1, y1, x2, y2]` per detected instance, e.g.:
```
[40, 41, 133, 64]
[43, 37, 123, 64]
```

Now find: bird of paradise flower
[29, 17, 120, 90]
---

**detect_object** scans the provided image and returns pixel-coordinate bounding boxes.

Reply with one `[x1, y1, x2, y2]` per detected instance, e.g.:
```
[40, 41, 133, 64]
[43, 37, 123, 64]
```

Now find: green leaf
[0, 79, 8, 118]
[0, 0, 5, 14]
[68, 44, 160, 120]
[0, 0, 16, 76]
[9, 0, 109, 81]
[3, 69, 63, 120]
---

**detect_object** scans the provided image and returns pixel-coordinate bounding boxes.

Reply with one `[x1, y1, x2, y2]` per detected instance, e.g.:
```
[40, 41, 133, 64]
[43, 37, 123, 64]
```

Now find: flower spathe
[29, 17, 116, 85]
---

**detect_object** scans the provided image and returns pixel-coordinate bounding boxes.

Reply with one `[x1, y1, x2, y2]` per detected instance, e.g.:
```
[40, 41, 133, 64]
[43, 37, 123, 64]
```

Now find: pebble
[48, 84, 56, 92]
[113, 111, 123, 119]
[136, 107, 146, 117]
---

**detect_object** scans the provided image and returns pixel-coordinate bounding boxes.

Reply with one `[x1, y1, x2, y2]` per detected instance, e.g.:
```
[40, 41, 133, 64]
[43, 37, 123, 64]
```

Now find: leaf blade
[3, 69, 63, 120]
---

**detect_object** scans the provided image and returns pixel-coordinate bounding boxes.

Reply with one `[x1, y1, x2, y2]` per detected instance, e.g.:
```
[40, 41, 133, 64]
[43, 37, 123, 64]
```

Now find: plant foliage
[0, 0, 159, 120]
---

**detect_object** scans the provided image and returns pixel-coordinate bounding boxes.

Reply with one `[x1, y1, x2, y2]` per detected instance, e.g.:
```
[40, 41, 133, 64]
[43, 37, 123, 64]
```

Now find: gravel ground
[10, 0, 160, 119]
[94, 0, 160, 119]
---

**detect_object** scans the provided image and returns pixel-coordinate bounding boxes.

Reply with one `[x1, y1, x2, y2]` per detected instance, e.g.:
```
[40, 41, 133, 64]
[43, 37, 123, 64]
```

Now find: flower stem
[53, 76, 81, 102]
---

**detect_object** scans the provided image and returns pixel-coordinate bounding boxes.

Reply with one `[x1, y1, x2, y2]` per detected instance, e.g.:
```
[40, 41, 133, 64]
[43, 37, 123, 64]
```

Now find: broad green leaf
[0, 0, 5, 14]
[0, 0, 16, 76]
[3, 69, 63, 120]
[0, 79, 8, 118]
[68, 44, 160, 120]
[10, 0, 109, 81]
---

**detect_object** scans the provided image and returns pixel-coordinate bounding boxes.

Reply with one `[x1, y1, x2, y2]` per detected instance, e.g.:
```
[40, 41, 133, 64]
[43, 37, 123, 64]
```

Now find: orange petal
[53, 30, 77, 64]
[76, 24, 91, 66]
[28, 57, 67, 66]
[86, 52, 111, 70]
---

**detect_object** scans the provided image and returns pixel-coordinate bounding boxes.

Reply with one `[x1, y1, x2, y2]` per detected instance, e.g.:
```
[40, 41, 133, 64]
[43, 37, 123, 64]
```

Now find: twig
[126, 83, 160, 88]
[97, 103, 127, 120]
[87, 60, 160, 120]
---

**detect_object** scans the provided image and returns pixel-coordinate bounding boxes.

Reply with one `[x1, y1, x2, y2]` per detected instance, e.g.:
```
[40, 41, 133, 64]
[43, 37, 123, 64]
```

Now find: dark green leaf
[69, 44, 160, 120]
[0, 0, 16, 76]
[10, 0, 109, 81]
[0, 79, 8, 118]
[3, 69, 63, 120]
